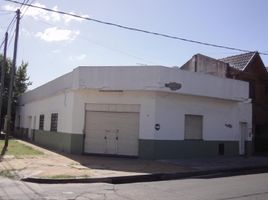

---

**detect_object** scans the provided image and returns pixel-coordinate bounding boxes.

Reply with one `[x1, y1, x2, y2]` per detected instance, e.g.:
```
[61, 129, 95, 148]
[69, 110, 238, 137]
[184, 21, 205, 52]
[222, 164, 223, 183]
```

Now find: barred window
[39, 114, 44, 130]
[50, 113, 58, 132]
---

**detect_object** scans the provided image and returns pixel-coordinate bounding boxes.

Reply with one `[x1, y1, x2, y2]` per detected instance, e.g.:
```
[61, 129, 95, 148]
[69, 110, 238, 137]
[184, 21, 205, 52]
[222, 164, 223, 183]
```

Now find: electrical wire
[0, 13, 16, 50]
[0, 0, 27, 51]
[6, 14, 16, 33]
[7, 26, 16, 49]
[36, 19, 161, 65]
[20, 0, 35, 19]
[3, 0, 268, 56]
[0, 40, 5, 50]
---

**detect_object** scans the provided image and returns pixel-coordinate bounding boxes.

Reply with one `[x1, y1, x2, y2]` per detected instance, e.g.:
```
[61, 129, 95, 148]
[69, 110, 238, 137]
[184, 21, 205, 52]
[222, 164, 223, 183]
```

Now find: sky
[0, 0, 268, 90]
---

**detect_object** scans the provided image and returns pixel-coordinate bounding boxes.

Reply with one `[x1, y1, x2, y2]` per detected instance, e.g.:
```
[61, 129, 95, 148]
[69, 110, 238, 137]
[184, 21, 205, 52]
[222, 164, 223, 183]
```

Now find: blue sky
[0, 0, 268, 89]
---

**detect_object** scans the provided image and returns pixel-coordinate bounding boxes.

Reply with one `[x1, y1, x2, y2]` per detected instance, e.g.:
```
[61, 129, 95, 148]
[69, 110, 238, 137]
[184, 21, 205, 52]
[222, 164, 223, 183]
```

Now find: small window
[39, 114, 44, 130]
[184, 114, 203, 140]
[50, 113, 58, 132]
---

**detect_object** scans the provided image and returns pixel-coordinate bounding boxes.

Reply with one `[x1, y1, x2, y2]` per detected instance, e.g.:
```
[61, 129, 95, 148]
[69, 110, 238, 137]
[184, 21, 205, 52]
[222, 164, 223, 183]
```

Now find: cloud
[62, 13, 89, 24]
[50, 6, 61, 22]
[77, 54, 87, 60]
[69, 54, 87, 61]
[2, 3, 49, 21]
[23, 2, 50, 21]
[2, 3, 88, 24]
[52, 49, 61, 53]
[2, 4, 17, 12]
[35, 27, 80, 42]
[21, 28, 33, 37]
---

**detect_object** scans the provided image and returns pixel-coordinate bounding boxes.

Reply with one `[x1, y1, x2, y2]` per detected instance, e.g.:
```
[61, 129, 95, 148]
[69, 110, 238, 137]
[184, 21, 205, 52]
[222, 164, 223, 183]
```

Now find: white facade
[16, 66, 252, 158]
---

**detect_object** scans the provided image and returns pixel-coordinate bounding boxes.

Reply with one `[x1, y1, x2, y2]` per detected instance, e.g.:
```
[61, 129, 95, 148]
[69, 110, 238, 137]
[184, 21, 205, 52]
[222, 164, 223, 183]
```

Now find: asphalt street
[1, 172, 268, 200]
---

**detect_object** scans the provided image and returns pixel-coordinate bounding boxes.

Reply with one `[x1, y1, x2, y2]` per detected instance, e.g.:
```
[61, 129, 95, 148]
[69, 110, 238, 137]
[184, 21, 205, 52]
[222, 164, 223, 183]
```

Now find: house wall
[16, 65, 252, 158]
[234, 56, 268, 152]
[139, 93, 252, 159]
[72, 90, 156, 140]
[75, 66, 248, 102]
[16, 88, 252, 158]
[15, 91, 82, 153]
[181, 54, 229, 78]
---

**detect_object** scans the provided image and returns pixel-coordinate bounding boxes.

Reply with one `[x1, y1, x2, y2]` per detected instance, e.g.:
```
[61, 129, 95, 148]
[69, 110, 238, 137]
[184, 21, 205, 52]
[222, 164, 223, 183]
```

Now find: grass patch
[0, 139, 43, 157]
[0, 170, 16, 179]
[45, 174, 90, 179]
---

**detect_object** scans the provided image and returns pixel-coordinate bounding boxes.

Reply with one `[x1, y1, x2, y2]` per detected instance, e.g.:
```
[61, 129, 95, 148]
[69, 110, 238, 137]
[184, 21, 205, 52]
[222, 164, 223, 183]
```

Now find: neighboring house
[15, 66, 251, 159]
[182, 52, 268, 153]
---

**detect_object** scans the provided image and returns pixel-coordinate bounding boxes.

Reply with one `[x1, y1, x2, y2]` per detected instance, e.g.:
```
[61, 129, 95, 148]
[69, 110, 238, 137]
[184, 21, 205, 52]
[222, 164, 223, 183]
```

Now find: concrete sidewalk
[1, 140, 268, 184]
[0, 140, 189, 180]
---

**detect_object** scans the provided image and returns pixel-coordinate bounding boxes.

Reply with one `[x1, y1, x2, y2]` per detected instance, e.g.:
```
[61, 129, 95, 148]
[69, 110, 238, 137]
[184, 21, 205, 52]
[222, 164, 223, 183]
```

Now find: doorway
[239, 122, 247, 155]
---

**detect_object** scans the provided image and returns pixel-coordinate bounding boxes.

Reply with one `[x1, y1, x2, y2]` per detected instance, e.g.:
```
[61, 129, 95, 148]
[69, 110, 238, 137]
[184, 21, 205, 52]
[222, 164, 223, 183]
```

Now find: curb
[21, 165, 268, 184]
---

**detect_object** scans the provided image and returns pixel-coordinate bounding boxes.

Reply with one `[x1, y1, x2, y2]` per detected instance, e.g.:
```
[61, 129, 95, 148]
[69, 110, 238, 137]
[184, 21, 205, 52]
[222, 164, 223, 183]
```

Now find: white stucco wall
[72, 90, 156, 139]
[154, 93, 252, 141]
[75, 66, 249, 101]
[17, 90, 74, 133]
[17, 88, 252, 144]
[16, 66, 251, 143]
[19, 66, 249, 105]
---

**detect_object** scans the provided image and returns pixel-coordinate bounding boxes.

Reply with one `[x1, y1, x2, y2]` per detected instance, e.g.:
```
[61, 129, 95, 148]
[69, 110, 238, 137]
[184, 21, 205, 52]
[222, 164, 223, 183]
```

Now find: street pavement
[1, 171, 268, 200]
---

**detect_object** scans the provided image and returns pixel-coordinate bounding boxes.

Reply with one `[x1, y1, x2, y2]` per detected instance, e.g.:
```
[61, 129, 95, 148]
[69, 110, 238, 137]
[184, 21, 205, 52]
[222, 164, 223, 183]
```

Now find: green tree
[0, 55, 32, 130]
[14, 61, 32, 101]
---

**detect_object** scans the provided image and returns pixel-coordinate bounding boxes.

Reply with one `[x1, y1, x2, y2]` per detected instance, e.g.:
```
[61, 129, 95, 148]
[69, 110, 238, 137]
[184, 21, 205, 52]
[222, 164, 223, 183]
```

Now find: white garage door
[84, 111, 139, 156]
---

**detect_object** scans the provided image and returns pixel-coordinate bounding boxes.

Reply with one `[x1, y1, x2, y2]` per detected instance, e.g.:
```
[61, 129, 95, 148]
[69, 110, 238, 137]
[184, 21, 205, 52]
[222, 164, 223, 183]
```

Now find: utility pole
[0, 32, 8, 132]
[1, 9, 20, 155]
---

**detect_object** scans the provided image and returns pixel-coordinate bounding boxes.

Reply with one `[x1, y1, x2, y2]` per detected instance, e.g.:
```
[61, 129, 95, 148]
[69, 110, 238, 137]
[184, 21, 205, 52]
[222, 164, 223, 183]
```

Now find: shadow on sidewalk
[16, 139, 190, 174]
[16, 138, 268, 177]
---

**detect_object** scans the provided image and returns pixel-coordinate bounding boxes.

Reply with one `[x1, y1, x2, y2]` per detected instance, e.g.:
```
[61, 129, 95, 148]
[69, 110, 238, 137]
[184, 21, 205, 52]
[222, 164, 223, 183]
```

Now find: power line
[0, 16, 16, 49]
[0, 0, 27, 50]
[21, 0, 35, 19]
[4, 0, 268, 56]
[0, 40, 4, 50]
[7, 27, 16, 49]
[6, 14, 16, 32]
[36, 18, 161, 65]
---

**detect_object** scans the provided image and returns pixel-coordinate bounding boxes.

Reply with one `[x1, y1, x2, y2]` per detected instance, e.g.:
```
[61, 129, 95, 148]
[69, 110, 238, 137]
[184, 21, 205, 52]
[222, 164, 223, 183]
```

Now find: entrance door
[32, 116, 36, 141]
[240, 122, 247, 155]
[105, 129, 118, 154]
[28, 116, 32, 140]
[84, 111, 139, 156]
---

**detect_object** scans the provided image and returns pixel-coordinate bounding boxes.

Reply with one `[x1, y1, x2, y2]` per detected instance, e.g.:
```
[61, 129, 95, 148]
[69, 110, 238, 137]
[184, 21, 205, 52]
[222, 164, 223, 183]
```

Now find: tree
[0, 55, 32, 130]
[14, 61, 32, 104]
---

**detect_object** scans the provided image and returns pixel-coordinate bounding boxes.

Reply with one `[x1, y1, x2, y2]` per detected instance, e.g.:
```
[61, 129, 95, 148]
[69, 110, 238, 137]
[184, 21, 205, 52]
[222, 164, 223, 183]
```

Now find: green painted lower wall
[245, 141, 253, 157]
[15, 128, 83, 154]
[139, 139, 240, 159]
[15, 128, 244, 159]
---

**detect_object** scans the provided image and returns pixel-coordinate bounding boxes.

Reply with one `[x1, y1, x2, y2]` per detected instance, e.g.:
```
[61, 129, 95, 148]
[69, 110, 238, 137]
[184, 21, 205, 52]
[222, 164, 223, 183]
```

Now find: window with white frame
[184, 114, 203, 140]
[50, 113, 58, 132]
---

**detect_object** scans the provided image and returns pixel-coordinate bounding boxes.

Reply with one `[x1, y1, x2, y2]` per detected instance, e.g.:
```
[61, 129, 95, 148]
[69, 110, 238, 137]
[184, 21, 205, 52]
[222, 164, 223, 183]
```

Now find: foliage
[14, 61, 32, 98]
[0, 55, 32, 129]
[0, 140, 43, 157]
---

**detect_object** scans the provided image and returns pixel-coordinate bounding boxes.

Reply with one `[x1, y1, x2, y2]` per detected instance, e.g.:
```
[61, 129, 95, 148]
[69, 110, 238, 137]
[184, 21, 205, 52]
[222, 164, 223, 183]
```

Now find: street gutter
[21, 165, 268, 184]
